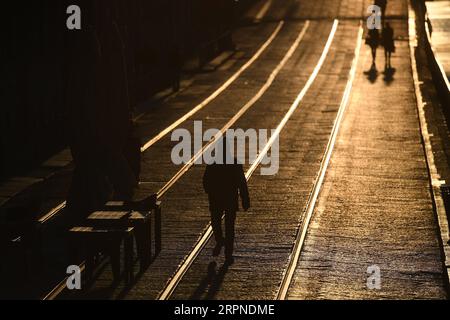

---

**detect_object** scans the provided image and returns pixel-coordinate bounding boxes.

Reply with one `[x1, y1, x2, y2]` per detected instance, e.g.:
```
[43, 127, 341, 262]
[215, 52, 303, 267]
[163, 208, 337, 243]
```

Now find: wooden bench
[86, 201, 162, 271]
[68, 226, 135, 285]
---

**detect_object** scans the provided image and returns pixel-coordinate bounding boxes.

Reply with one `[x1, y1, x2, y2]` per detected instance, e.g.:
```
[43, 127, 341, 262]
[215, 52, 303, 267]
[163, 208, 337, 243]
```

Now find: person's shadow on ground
[382, 67, 396, 85]
[364, 64, 379, 83]
[190, 261, 230, 300]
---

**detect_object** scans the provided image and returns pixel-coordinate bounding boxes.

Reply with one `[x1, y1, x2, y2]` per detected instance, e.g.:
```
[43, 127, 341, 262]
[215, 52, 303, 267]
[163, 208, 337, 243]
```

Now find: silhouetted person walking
[203, 140, 250, 265]
[382, 22, 395, 69]
[366, 28, 380, 67]
[375, 0, 387, 24]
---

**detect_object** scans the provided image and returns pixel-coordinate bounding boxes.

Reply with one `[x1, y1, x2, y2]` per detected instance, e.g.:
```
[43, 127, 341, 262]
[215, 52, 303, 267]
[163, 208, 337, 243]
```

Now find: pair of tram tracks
[43, 18, 363, 300]
[158, 20, 364, 301]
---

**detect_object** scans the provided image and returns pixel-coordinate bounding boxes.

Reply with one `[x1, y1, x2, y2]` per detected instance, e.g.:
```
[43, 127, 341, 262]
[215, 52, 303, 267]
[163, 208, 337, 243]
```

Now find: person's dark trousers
[210, 209, 237, 258]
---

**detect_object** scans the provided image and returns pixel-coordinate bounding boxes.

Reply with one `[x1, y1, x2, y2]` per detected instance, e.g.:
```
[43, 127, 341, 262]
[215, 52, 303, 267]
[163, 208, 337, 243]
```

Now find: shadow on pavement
[382, 67, 396, 84]
[190, 261, 230, 300]
[364, 64, 379, 83]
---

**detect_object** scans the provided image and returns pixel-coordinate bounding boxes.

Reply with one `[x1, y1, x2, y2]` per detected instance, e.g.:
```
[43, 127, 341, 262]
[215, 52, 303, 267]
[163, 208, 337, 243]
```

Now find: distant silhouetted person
[375, 0, 387, 23]
[366, 28, 380, 67]
[382, 22, 395, 69]
[203, 139, 250, 265]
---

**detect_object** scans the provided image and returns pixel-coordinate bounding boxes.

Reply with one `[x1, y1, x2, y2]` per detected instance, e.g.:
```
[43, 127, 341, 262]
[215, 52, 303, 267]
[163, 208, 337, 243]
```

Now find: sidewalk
[287, 18, 448, 299]
[426, 0, 450, 86]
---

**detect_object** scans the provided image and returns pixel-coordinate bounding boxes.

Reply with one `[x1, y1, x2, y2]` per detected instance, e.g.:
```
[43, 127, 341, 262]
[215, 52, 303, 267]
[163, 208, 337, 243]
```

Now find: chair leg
[134, 221, 152, 272]
[109, 240, 121, 282]
[155, 206, 162, 255]
[147, 220, 152, 263]
[124, 235, 134, 284]
[85, 247, 96, 285]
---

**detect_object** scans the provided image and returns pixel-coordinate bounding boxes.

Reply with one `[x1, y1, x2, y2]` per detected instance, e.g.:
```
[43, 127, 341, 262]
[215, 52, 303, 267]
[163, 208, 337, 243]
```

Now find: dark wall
[1, 0, 257, 179]
[3, 1, 68, 178]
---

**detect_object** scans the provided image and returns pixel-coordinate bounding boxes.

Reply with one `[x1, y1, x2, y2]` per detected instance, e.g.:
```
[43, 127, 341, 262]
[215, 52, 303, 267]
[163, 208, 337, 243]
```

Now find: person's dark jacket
[203, 161, 250, 212]
[382, 26, 395, 52]
[366, 29, 380, 48]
